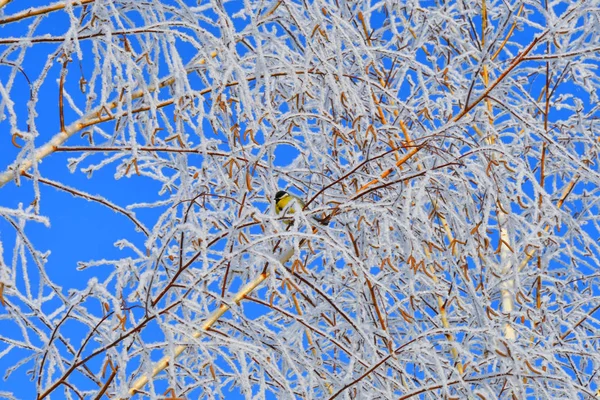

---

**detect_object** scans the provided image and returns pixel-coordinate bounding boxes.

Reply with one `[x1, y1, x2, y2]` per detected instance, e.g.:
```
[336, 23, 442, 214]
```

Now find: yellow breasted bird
[274, 190, 327, 225]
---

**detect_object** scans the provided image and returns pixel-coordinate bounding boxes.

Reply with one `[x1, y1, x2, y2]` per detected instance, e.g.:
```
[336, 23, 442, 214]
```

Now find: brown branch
[21, 172, 150, 236]
[303, 144, 418, 210]
[92, 365, 118, 400]
[518, 173, 579, 272]
[491, 4, 524, 61]
[523, 46, 600, 60]
[0, 97, 172, 188]
[59, 59, 68, 133]
[39, 299, 183, 399]
[453, 31, 547, 123]
[128, 269, 274, 395]
[245, 296, 371, 370]
[559, 303, 600, 342]
[0, 0, 96, 25]
[0, 66, 355, 189]
[39, 312, 114, 399]
[356, 146, 421, 193]
[0, 0, 12, 10]
[0, 48, 218, 188]
[327, 329, 461, 399]
[396, 372, 596, 399]
[149, 220, 259, 307]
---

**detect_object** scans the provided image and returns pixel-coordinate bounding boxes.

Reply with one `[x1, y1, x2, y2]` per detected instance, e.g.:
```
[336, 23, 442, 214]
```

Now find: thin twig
[92, 365, 118, 400]
[21, 172, 150, 236]
[0, 0, 95, 25]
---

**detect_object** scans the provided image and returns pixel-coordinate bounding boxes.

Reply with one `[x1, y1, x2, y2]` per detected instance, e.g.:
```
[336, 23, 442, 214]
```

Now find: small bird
[274, 190, 327, 225]
[274, 190, 303, 217]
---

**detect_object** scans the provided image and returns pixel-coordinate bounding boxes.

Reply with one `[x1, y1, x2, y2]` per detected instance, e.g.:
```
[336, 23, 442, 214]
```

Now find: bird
[274, 190, 327, 225]
[274, 190, 303, 217]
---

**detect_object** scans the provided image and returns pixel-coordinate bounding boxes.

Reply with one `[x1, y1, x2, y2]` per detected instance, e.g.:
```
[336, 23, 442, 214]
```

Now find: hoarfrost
[0, 0, 600, 399]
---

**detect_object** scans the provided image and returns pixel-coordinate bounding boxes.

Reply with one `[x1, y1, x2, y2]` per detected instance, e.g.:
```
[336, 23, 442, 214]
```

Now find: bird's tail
[312, 215, 330, 225]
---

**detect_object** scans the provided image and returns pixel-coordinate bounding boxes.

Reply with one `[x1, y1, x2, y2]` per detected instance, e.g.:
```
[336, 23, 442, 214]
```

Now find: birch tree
[1, 0, 599, 398]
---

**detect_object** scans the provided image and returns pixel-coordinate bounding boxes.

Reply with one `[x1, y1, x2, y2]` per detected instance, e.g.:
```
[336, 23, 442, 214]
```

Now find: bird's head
[275, 191, 288, 202]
